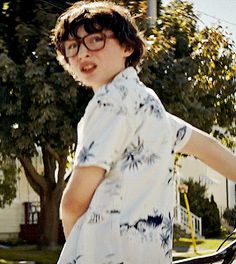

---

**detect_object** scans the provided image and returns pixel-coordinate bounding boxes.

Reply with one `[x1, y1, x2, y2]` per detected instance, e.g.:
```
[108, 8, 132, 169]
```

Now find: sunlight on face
[67, 25, 133, 90]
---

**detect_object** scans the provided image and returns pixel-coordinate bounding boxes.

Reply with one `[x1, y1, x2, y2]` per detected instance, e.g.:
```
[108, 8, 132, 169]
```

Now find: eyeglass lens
[65, 33, 106, 58]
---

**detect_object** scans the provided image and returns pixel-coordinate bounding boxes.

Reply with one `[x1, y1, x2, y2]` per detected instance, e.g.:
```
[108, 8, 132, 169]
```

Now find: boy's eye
[67, 42, 78, 50]
[65, 40, 79, 57]
[92, 36, 103, 42]
[88, 34, 104, 44]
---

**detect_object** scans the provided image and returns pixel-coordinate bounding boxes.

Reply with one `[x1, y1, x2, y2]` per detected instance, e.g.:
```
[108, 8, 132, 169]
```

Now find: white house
[179, 156, 236, 215]
[0, 151, 235, 240]
[0, 161, 40, 240]
[174, 150, 236, 237]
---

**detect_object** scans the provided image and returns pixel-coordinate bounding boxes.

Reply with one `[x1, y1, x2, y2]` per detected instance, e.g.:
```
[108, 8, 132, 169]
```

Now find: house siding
[179, 156, 236, 216]
[0, 164, 39, 240]
[0, 202, 23, 240]
[1, 154, 235, 239]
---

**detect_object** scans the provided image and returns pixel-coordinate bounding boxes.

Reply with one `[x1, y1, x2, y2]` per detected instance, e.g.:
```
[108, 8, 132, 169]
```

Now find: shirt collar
[112, 66, 138, 83]
[94, 67, 139, 95]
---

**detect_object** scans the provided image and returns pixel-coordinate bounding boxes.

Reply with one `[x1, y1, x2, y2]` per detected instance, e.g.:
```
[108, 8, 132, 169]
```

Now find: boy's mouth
[80, 63, 97, 73]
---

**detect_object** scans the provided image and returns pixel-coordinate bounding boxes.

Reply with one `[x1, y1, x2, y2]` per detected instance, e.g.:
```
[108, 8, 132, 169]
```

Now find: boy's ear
[123, 45, 134, 57]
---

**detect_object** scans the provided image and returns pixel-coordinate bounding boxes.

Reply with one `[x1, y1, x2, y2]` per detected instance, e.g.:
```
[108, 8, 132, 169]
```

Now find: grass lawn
[173, 236, 235, 260]
[0, 245, 61, 264]
[0, 236, 235, 263]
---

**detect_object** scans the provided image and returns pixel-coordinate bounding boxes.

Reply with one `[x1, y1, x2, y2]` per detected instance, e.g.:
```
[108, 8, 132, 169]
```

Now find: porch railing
[174, 205, 202, 238]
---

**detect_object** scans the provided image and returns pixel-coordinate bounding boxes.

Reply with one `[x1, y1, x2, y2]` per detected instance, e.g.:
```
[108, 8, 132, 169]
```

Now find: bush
[201, 195, 221, 237]
[180, 178, 221, 237]
[173, 224, 190, 241]
[223, 206, 236, 227]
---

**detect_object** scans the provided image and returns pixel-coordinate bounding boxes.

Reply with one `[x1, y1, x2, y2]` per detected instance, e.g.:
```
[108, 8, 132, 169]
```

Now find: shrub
[180, 178, 221, 237]
[173, 224, 190, 241]
[223, 206, 236, 227]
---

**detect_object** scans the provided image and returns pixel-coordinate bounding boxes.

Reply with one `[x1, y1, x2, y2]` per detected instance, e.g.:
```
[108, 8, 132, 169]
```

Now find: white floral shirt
[57, 67, 192, 264]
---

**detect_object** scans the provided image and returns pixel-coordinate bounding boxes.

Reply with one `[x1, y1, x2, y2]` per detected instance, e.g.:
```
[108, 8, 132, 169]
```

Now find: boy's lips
[80, 62, 97, 73]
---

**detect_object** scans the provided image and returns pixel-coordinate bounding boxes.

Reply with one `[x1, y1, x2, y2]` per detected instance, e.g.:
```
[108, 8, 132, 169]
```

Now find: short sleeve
[74, 93, 132, 173]
[168, 113, 192, 153]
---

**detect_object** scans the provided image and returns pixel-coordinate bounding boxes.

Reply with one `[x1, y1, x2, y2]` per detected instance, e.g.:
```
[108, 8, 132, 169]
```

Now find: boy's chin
[80, 77, 108, 90]
[77, 77, 94, 88]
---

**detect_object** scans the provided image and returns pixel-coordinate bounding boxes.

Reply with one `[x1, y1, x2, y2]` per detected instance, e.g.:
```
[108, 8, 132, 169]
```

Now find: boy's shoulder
[93, 67, 141, 102]
[88, 67, 163, 116]
[109, 67, 155, 101]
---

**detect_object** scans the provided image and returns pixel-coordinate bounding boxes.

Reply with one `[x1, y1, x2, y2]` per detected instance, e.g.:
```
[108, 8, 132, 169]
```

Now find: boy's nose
[78, 43, 90, 59]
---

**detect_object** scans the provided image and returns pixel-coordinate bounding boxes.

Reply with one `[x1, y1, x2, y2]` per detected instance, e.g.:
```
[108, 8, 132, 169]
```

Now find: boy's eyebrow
[76, 34, 89, 40]
[67, 34, 83, 41]
[65, 39, 77, 43]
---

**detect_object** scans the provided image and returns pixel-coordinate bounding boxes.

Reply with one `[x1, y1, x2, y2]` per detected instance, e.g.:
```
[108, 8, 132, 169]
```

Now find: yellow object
[183, 192, 197, 253]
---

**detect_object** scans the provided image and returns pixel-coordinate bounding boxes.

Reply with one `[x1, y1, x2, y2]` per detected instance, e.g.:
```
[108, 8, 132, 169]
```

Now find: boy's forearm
[61, 206, 87, 239]
[198, 137, 236, 181]
[60, 166, 105, 239]
[181, 127, 236, 182]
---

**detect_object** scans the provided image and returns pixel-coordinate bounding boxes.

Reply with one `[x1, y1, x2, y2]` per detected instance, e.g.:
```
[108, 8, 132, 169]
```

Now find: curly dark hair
[52, 1, 146, 72]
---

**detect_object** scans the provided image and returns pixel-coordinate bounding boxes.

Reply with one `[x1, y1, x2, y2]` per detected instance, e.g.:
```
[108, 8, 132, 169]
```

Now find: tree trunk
[39, 188, 62, 249]
[20, 150, 67, 249]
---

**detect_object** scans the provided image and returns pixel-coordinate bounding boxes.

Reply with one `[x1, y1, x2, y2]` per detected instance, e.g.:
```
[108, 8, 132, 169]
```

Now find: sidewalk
[173, 245, 236, 263]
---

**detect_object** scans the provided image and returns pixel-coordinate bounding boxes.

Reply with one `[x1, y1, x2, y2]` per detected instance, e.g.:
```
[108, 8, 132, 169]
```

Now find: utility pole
[147, 0, 157, 27]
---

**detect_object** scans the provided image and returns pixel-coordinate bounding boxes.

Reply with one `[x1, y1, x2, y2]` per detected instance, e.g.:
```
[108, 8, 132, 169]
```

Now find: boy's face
[65, 25, 133, 90]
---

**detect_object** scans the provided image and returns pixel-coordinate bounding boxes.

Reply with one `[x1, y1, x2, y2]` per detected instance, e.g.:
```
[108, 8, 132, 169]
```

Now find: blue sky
[162, 0, 236, 44]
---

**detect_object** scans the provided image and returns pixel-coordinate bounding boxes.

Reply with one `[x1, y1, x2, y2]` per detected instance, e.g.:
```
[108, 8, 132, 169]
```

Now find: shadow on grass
[0, 245, 61, 264]
[173, 238, 204, 252]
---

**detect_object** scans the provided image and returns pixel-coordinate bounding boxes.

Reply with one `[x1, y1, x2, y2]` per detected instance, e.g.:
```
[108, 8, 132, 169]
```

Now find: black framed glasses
[64, 32, 115, 58]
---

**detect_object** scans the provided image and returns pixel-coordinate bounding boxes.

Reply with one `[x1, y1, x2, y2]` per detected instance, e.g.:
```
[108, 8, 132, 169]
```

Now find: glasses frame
[64, 32, 115, 59]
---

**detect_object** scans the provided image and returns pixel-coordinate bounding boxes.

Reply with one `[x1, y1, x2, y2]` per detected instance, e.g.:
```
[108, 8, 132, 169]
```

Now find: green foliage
[0, 245, 60, 264]
[180, 178, 221, 237]
[139, 1, 236, 137]
[0, 157, 17, 208]
[223, 206, 236, 227]
[0, 0, 92, 247]
[173, 223, 190, 240]
[0, 0, 93, 158]
[0, 0, 235, 158]
[202, 195, 222, 237]
[0, 0, 235, 246]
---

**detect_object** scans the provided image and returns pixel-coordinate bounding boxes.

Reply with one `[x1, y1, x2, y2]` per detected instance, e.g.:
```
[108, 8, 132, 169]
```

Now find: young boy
[52, 1, 236, 263]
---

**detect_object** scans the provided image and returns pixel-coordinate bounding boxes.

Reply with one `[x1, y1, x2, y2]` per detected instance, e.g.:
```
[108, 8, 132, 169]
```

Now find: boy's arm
[60, 166, 105, 239]
[180, 126, 236, 182]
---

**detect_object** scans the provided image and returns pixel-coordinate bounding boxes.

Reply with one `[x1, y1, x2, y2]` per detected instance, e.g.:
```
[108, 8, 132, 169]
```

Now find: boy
[52, 1, 236, 263]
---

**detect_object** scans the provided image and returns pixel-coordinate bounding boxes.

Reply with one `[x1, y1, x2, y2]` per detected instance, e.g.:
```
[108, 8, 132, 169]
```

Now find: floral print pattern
[78, 141, 95, 163]
[121, 137, 159, 171]
[135, 94, 163, 119]
[57, 67, 192, 264]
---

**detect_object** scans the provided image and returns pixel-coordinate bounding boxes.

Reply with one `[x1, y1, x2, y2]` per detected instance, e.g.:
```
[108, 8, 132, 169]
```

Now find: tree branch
[23, 168, 41, 195]
[45, 144, 60, 163]
[19, 156, 47, 194]
[42, 147, 56, 185]
[55, 151, 68, 193]
[58, 154, 67, 182]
